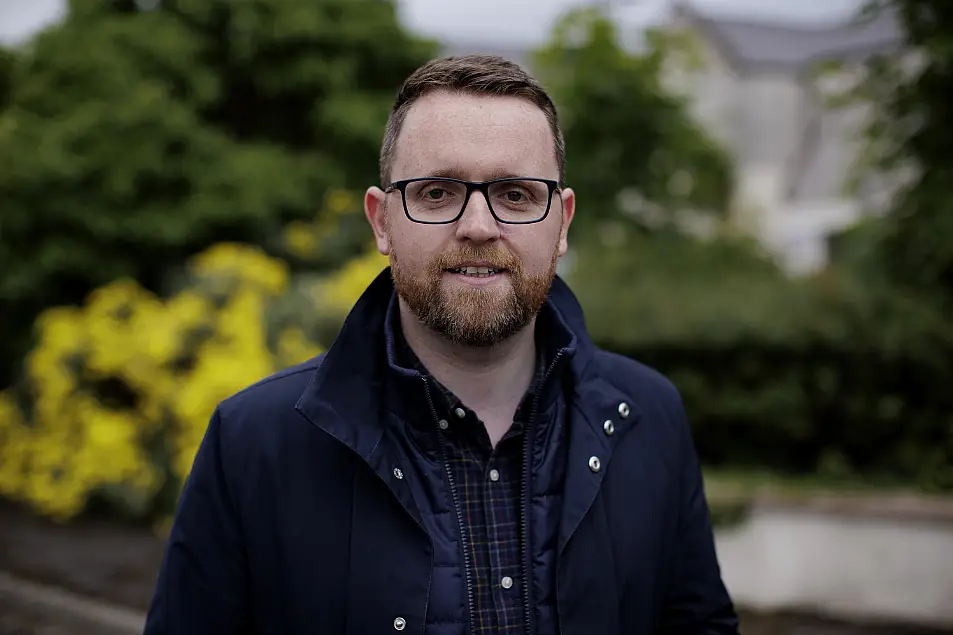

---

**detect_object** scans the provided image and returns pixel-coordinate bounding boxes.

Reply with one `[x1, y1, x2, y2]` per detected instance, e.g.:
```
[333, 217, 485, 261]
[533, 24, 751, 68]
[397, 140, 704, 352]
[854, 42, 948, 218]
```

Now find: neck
[397, 299, 537, 415]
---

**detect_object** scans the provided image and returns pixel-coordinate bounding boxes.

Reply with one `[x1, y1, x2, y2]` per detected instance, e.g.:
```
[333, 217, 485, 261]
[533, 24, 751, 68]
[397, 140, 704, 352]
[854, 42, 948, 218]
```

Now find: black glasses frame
[384, 176, 561, 225]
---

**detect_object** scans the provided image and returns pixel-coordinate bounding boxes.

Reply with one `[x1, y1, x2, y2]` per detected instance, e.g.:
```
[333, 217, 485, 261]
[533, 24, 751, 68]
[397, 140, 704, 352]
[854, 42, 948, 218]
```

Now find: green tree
[0, 0, 437, 385]
[845, 0, 953, 306]
[0, 47, 13, 108]
[532, 8, 734, 238]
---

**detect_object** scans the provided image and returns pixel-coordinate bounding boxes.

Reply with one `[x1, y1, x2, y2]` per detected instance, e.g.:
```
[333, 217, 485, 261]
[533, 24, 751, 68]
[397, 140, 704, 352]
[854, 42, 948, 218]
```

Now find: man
[144, 55, 738, 635]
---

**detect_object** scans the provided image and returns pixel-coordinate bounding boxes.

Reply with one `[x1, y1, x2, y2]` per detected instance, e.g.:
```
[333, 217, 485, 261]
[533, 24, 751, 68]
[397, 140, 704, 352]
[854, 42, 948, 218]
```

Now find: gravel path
[0, 596, 84, 635]
[0, 573, 143, 635]
[0, 502, 163, 611]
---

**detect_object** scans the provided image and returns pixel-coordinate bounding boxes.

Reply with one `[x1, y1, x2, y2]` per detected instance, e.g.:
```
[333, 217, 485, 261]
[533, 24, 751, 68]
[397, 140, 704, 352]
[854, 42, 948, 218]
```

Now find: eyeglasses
[384, 177, 561, 225]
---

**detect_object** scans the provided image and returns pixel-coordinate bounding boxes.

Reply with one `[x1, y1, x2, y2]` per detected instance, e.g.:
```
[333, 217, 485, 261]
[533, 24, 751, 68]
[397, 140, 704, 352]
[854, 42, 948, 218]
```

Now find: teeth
[455, 266, 498, 277]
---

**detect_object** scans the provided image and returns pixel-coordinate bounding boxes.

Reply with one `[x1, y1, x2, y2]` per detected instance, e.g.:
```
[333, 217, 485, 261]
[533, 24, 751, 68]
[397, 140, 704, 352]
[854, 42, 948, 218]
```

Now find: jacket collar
[295, 267, 641, 465]
[383, 284, 578, 434]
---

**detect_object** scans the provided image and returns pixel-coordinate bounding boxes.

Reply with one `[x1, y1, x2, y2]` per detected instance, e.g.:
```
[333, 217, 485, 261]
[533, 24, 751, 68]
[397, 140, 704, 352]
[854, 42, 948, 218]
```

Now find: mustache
[432, 246, 520, 271]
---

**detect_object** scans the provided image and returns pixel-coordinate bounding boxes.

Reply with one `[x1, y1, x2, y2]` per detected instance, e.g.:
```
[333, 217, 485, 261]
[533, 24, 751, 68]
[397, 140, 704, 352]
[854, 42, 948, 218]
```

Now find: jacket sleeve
[657, 400, 740, 635]
[144, 406, 250, 634]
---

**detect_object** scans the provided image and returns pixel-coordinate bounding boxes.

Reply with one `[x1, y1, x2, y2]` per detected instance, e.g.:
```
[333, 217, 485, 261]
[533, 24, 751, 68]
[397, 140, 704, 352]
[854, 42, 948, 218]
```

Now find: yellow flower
[321, 247, 389, 316]
[191, 243, 289, 295]
[277, 327, 323, 366]
[0, 196, 366, 522]
[283, 221, 319, 259]
[325, 189, 358, 216]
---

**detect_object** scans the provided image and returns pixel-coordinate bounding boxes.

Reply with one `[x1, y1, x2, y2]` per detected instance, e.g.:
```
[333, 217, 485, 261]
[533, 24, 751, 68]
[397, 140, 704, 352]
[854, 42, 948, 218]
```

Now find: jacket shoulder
[591, 348, 685, 419]
[218, 354, 325, 416]
[589, 348, 697, 477]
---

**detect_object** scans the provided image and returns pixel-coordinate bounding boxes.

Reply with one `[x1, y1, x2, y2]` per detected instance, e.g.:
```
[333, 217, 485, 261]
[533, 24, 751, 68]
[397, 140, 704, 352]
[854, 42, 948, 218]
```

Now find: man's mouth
[448, 266, 503, 278]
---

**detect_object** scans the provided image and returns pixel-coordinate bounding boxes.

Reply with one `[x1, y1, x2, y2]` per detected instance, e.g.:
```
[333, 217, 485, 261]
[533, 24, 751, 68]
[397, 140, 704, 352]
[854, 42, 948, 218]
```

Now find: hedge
[571, 232, 953, 492]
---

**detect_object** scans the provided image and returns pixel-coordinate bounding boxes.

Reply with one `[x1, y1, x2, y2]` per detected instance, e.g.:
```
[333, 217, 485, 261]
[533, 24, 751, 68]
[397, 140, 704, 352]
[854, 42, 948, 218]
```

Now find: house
[655, 1, 904, 273]
[446, 2, 904, 275]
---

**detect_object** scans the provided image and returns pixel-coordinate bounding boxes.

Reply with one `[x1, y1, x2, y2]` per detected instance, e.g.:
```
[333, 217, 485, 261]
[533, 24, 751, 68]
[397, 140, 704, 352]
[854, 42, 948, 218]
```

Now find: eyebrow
[424, 166, 528, 181]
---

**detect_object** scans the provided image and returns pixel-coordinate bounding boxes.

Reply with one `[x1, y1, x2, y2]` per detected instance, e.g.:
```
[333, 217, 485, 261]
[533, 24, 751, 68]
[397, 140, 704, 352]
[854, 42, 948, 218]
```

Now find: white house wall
[735, 74, 804, 166]
[676, 37, 741, 153]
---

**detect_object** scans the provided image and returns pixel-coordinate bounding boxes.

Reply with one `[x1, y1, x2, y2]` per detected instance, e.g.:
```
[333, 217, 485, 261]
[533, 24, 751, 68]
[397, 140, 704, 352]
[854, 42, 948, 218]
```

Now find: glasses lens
[403, 179, 552, 223]
[404, 180, 469, 223]
[487, 180, 551, 223]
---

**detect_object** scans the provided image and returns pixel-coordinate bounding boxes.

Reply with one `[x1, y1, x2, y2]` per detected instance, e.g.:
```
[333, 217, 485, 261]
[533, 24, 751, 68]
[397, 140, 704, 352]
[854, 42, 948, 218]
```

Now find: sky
[1, 0, 866, 46]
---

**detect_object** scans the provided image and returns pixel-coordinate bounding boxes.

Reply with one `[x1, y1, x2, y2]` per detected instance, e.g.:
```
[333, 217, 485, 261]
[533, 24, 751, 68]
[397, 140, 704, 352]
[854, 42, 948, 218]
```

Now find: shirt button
[454, 407, 466, 419]
[501, 576, 513, 589]
[489, 469, 500, 482]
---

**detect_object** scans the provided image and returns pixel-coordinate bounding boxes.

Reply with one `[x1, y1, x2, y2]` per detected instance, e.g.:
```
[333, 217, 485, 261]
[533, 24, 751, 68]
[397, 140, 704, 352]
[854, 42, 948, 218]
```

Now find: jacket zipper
[522, 350, 565, 635]
[423, 347, 565, 635]
[422, 377, 476, 635]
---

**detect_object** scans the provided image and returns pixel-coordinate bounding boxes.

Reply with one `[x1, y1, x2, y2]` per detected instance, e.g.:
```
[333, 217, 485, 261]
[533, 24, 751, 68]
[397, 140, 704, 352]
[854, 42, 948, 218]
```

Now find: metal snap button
[454, 407, 466, 419]
[394, 616, 406, 631]
[603, 419, 615, 436]
[393, 468, 403, 480]
[588, 456, 601, 472]
[618, 402, 630, 418]
[438, 419, 449, 430]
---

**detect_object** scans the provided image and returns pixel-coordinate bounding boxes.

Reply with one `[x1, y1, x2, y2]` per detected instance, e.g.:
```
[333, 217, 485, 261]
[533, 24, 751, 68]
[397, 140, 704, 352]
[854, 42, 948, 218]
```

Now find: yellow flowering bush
[320, 248, 391, 317]
[281, 188, 369, 269]
[0, 186, 389, 524]
[0, 245, 313, 521]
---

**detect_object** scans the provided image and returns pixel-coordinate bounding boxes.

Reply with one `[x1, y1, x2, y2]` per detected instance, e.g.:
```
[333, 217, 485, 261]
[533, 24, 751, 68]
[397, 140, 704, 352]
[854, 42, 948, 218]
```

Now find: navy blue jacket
[144, 269, 738, 635]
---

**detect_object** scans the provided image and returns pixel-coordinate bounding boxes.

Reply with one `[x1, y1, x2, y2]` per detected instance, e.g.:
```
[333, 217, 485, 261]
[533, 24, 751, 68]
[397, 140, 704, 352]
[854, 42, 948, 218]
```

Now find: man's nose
[454, 190, 501, 242]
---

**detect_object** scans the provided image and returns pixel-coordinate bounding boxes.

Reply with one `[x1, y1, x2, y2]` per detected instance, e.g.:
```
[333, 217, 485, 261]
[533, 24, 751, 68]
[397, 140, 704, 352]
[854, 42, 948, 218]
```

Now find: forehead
[391, 91, 558, 181]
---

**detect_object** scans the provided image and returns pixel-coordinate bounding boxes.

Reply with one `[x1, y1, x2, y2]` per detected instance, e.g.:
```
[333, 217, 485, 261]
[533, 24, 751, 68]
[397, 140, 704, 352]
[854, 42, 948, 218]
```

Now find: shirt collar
[382, 290, 575, 430]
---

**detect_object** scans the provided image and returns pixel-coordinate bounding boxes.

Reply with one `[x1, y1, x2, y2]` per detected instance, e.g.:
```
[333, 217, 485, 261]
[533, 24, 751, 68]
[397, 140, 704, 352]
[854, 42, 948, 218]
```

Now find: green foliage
[532, 8, 734, 237]
[0, 47, 13, 108]
[838, 1, 953, 306]
[751, 0, 953, 491]
[552, 1, 953, 492]
[571, 236, 953, 492]
[0, 0, 438, 385]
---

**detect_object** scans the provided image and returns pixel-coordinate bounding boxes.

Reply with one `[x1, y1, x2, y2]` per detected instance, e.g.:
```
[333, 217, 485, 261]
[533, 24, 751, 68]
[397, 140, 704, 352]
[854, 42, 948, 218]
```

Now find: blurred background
[0, 0, 951, 633]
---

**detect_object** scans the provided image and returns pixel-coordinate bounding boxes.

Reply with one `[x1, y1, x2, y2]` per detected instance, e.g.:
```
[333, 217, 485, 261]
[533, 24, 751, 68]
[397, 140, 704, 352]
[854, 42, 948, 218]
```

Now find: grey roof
[433, 6, 906, 205]
[680, 7, 903, 73]
[439, 5, 904, 76]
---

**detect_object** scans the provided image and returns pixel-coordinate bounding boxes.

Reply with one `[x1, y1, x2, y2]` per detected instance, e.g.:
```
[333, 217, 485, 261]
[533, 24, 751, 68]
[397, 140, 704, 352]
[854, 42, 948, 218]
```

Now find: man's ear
[365, 186, 391, 255]
[556, 187, 575, 257]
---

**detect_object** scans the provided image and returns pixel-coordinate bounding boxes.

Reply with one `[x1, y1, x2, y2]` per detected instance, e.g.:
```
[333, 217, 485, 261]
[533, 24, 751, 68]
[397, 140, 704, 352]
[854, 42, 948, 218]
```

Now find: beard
[390, 240, 560, 348]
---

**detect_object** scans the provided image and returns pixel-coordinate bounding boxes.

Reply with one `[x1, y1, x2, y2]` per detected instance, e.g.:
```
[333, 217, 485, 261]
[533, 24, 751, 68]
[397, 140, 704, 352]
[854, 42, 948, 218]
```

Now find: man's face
[365, 91, 575, 347]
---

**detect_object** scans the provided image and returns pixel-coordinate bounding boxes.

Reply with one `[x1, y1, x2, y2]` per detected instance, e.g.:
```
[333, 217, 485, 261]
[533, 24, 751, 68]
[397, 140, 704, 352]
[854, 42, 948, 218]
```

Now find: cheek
[390, 226, 442, 267]
[505, 228, 561, 272]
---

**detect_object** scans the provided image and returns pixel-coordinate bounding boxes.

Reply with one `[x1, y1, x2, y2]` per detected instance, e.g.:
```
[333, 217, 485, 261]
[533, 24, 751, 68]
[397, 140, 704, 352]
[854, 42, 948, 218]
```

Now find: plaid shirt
[397, 333, 547, 635]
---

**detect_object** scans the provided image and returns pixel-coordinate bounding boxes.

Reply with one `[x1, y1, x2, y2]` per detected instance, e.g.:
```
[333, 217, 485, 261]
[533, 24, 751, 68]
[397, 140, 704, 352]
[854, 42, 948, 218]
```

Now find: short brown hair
[379, 54, 565, 187]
